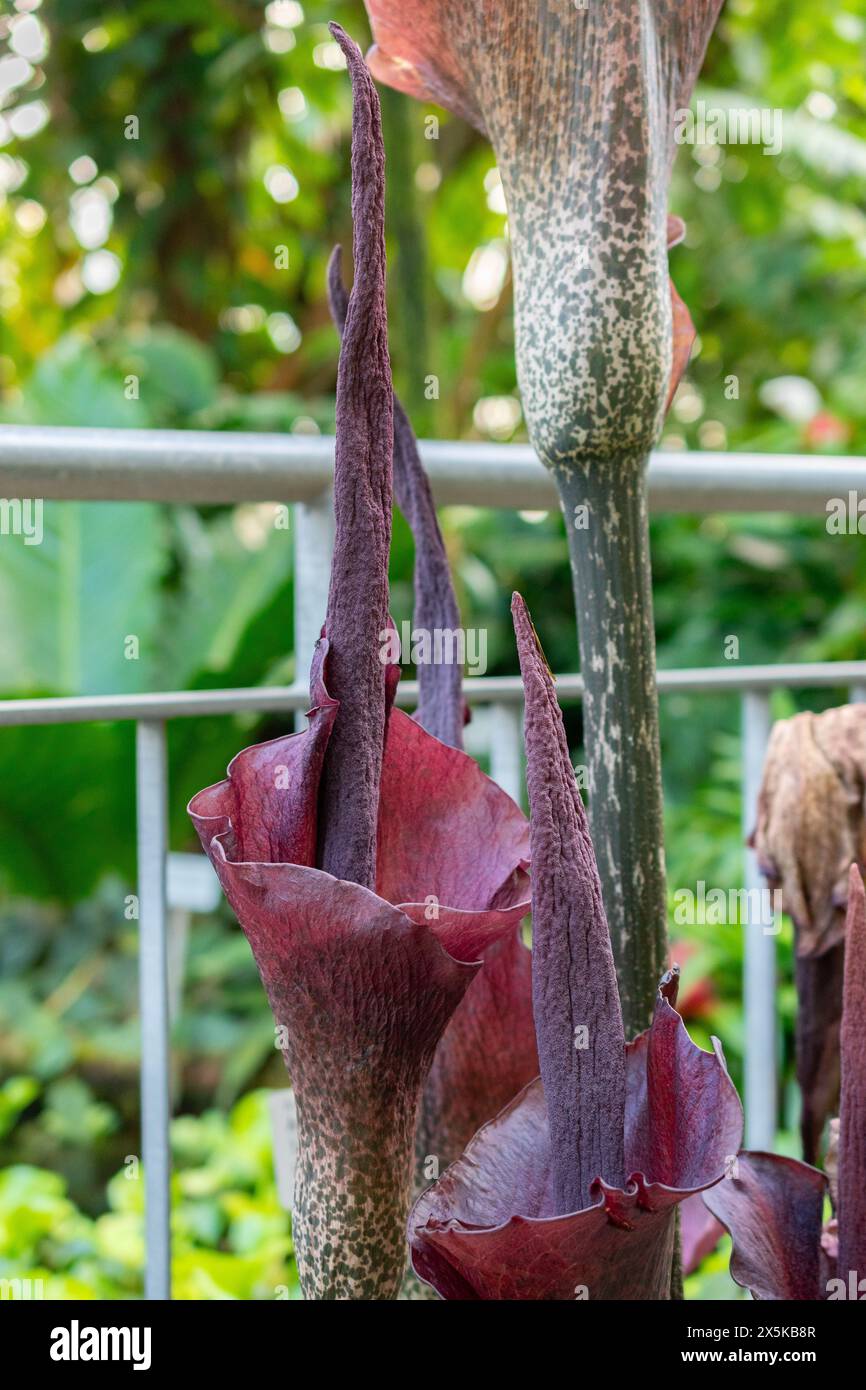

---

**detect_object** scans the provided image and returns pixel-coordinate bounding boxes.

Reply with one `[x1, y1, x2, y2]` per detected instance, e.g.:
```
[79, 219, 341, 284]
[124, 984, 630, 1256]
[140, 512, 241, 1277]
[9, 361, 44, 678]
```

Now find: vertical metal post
[742, 691, 776, 1150]
[293, 493, 335, 730]
[136, 720, 171, 1301]
[489, 701, 524, 805]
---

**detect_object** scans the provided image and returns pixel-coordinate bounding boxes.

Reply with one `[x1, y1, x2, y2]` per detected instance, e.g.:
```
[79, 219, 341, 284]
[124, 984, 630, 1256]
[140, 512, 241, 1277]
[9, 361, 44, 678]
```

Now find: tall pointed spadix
[317, 23, 394, 887]
[326, 246, 464, 750]
[512, 592, 625, 1210]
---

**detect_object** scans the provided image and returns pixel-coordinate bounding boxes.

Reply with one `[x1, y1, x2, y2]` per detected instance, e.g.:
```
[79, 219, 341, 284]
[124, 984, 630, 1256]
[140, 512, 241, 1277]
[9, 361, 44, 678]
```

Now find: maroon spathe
[410, 990, 742, 1300]
[190, 641, 530, 1299]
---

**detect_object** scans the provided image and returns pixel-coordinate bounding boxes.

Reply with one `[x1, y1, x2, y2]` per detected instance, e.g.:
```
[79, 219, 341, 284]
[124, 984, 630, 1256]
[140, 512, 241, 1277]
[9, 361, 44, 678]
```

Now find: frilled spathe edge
[409, 995, 743, 1299]
[188, 639, 531, 971]
[702, 1151, 828, 1301]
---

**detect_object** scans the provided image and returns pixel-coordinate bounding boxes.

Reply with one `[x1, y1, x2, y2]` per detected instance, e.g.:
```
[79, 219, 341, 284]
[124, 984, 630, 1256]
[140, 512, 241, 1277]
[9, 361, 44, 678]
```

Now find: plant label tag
[268, 1088, 298, 1211]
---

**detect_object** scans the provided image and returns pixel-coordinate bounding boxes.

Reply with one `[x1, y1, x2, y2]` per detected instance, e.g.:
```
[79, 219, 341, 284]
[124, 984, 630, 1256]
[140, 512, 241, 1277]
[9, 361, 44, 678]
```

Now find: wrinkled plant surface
[751, 705, 866, 1159]
[408, 595, 742, 1300]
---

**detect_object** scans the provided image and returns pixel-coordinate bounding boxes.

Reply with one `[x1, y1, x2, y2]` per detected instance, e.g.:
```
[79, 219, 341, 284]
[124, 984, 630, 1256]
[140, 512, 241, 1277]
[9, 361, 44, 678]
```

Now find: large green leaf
[0, 336, 149, 431]
[0, 500, 168, 695]
[0, 338, 169, 695]
[157, 508, 292, 689]
[0, 722, 135, 900]
[113, 326, 220, 422]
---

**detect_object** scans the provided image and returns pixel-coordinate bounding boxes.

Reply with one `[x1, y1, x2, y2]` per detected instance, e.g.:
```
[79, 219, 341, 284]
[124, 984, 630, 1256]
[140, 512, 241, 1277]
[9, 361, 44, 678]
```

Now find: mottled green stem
[292, 1066, 416, 1301]
[554, 454, 667, 1039]
[670, 1212, 684, 1300]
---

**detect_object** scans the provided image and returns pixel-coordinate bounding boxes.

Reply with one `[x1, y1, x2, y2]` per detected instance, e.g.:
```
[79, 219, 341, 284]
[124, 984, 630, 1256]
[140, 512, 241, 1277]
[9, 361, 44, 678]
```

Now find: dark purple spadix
[512, 592, 625, 1209]
[838, 863, 866, 1288]
[316, 22, 393, 889]
[327, 245, 465, 750]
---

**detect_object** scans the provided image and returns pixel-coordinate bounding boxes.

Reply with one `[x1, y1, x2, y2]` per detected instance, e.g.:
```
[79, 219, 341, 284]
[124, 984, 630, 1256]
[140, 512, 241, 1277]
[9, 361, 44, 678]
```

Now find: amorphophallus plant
[329, 228, 538, 1300]
[408, 595, 742, 1300]
[326, 245, 465, 752]
[704, 864, 866, 1300]
[189, 24, 531, 1300]
[363, 0, 724, 1035]
[751, 704, 866, 1160]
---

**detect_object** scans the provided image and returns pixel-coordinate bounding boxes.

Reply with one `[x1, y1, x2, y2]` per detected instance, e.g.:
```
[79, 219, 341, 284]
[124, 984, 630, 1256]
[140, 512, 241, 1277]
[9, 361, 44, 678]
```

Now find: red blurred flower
[705, 866, 866, 1299]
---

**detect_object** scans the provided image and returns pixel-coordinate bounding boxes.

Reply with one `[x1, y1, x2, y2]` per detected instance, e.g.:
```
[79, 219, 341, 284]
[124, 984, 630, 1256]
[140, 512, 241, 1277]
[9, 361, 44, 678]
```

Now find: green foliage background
[0, 0, 864, 1297]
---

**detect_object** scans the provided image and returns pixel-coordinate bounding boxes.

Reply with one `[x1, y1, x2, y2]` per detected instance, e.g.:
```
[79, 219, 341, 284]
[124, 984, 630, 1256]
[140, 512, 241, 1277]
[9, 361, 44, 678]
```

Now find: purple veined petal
[623, 998, 743, 1199]
[838, 864, 866, 1288]
[327, 245, 465, 750]
[512, 591, 626, 1211]
[375, 706, 528, 914]
[680, 1192, 724, 1276]
[703, 1152, 827, 1301]
[414, 927, 538, 1182]
[317, 23, 394, 890]
[191, 637, 338, 871]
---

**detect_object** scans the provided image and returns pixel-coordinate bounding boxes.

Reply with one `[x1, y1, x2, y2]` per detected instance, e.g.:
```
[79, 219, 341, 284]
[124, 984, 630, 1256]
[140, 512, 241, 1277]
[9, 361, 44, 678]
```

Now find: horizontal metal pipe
[1, 662, 864, 727]
[1, 423, 864, 512]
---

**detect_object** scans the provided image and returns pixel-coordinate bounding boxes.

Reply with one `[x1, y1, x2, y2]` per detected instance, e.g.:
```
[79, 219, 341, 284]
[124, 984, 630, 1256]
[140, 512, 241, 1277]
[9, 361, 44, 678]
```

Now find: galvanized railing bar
[742, 692, 776, 1150]
[135, 720, 172, 1302]
[293, 495, 334, 733]
[1, 423, 864, 512]
[488, 702, 524, 805]
[2, 661, 865, 727]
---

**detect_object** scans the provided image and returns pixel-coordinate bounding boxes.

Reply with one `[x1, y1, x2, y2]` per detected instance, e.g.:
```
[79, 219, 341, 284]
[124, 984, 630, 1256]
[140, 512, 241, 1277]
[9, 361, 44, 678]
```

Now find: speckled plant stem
[291, 1059, 419, 1301]
[554, 454, 667, 1040]
[271, 881, 475, 1301]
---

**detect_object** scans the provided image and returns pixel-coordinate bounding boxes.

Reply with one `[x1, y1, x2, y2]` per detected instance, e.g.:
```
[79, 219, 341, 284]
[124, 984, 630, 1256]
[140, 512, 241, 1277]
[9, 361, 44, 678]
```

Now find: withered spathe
[750, 703, 866, 1160]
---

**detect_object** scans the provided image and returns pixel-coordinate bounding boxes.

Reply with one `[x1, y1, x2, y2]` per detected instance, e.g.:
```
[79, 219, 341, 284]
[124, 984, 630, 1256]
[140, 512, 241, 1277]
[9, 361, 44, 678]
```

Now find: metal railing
[2, 423, 863, 1300]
